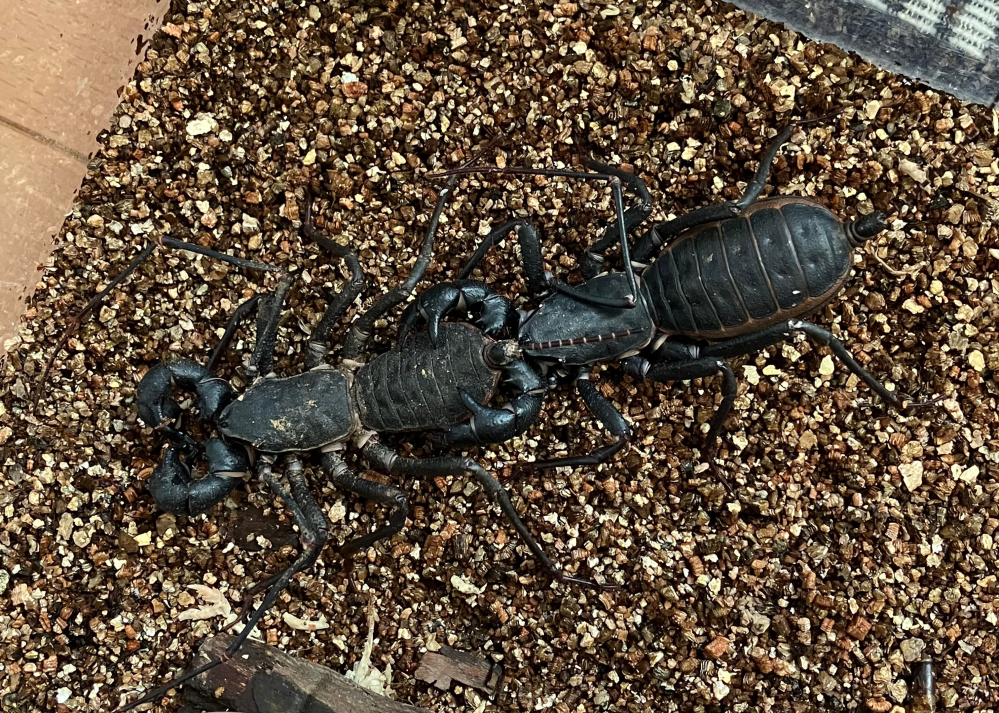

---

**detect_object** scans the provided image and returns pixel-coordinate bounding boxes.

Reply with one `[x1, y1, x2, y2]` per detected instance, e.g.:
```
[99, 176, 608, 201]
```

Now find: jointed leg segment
[324, 451, 410, 555]
[116, 455, 330, 713]
[429, 164, 641, 309]
[458, 219, 552, 297]
[631, 115, 838, 263]
[700, 319, 903, 408]
[578, 159, 653, 279]
[300, 192, 366, 368]
[531, 372, 631, 469]
[362, 441, 611, 589]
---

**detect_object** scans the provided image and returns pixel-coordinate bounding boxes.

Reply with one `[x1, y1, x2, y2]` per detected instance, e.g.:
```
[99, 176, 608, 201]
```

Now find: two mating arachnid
[47, 117, 927, 711]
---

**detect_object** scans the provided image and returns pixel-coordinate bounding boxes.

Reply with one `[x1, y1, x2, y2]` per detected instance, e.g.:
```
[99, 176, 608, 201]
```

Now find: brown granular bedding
[1, 1, 998, 711]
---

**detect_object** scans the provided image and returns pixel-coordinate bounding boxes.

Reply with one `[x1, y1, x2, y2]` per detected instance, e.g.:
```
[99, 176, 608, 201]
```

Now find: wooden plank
[0, 0, 165, 157]
[0, 0, 167, 352]
[0, 122, 82, 348]
[414, 645, 504, 699]
[182, 636, 431, 713]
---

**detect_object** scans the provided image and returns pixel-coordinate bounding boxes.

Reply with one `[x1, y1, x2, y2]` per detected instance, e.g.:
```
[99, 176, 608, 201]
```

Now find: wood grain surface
[0, 0, 167, 352]
[181, 635, 432, 713]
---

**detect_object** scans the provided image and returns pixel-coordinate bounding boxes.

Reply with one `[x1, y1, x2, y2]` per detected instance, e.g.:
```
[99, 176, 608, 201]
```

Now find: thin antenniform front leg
[609, 178, 637, 304]
[579, 159, 653, 279]
[456, 160, 652, 286]
[429, 165, 640, 309]
[156, 237, 284, 274]
[39, 235, 284, 403]
[36, 243, 156, 402]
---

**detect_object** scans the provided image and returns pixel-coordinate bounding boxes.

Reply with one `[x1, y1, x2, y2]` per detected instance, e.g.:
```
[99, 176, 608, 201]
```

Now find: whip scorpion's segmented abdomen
[354, 322, 501, 432]
[641, 197, 857, 340]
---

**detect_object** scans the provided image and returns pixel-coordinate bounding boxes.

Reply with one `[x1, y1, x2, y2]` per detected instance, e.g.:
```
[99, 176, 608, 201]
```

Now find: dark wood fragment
[414, 645, 504, 699]
[180, 635, 430, 713]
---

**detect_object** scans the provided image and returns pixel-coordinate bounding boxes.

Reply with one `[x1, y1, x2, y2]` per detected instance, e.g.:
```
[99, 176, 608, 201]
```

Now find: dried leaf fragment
[282, 612, 329, 631]
[415, 645, 504, 698]
[178, 584, 232, 621]
[899, 159, 928, 183]
[345, 599, 393, 698]
[450, 574, 485, 595]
